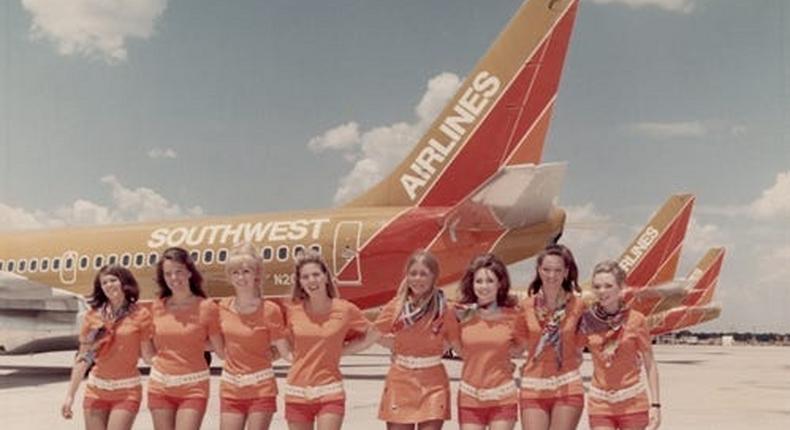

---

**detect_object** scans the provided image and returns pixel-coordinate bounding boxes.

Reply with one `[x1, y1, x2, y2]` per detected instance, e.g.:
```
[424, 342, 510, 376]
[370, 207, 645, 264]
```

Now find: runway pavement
[1, 345, 788, 429]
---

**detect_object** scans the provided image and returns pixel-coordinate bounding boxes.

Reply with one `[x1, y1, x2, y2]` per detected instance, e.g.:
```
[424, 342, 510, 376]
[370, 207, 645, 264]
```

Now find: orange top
[284, 298, 370, 403]
[584, 310, 651, 415]
[149, 297, 220, 398]
[457, 306, 526, 407]
[79, 305, 152, 380]
[218, 298, 285, 399]
[373, 297, 460, 357]
[520, 293, 585, 399]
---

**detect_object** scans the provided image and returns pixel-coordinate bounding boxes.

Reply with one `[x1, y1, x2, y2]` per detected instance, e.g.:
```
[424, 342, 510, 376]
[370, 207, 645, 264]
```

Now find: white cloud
[309, 72, 462, 204]
[22, 0, 168, 63]
[589, 0, 696, 14]
[147, 147, 178, 159]
[0, 176, 202, 231]
[748, 171, 790, 220]
[757, 245, 790, 285]
[561, 203, 625, 271]
[626, 121, 707, 139]
[684, 216, 730, 256]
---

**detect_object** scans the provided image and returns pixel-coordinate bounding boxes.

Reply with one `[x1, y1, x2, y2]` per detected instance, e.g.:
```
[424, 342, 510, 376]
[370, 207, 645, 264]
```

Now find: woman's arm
[272, 338, 293, 362]
[208, 333, 225, 360]
[60, 349, 89, 419]
[342, 328, 381, 356]
[642, 346, 661, 430]
[140, 339, 156, 365]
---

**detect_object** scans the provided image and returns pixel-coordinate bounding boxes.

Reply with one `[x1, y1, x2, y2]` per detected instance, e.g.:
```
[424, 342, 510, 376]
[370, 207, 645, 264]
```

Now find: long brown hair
[88, 265, 139, 310]
[291, 251, 339, 302]
[459, 253, 516, 307]
[155, 247, 207, 298]
[528, 244, 579, 296]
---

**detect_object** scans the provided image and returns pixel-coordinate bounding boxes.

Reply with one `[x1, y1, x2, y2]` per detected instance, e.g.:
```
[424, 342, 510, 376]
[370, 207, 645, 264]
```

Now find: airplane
[0, 0, 724, 355]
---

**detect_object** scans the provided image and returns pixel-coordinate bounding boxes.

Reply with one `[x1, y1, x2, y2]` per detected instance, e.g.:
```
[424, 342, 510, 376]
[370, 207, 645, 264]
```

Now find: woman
[283, 251, 375, 430]
[455, 254, 526, 430]
[144, 247, 224, 430]
[578, 261, 661, 430]
[218, 243, 291, 430]
[518, 244, 585, 430]
[61, 265, 152, 430]
[373, 249, 460, 430]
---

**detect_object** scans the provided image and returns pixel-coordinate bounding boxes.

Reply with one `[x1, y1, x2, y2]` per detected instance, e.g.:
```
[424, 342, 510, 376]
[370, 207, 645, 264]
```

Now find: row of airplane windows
[0, 244, 322, 274]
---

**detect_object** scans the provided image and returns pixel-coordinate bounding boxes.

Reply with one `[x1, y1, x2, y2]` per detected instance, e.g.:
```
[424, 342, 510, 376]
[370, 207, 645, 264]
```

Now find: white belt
[221, 368, 275, 387]
[520, 369, 581, 391]
[284, 381, 344, 400]
[394, 354, 443, 369]
[588, 380, 646, 403]
[87, 374, 141, 391]
[149, 368, 210, 387]
[460, 381, 517, 401]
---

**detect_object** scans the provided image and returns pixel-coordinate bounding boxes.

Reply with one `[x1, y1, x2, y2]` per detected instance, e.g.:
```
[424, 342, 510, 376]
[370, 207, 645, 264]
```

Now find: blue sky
[1, 0, 788, 331]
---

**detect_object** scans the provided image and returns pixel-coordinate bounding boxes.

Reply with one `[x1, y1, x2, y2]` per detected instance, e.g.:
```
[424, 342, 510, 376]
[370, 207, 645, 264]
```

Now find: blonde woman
[218, 243, 290, 430]
[578, 261, 661, 430]
[283, 251, 376, 430]
[373, 249, 461, 430]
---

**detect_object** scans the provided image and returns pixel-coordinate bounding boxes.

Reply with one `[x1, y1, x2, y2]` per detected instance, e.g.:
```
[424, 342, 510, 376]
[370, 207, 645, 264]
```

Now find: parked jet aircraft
[0, 0, 723, 354]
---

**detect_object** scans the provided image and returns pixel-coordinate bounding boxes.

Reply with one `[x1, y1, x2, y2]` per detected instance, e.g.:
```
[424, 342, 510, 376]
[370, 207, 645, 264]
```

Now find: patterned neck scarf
[80, 302, 134, 369]
[393, 289, 446, 334]
[532, 289, 568, 370]
[578, 302, 629, 367]
[455, 300, 499, 325]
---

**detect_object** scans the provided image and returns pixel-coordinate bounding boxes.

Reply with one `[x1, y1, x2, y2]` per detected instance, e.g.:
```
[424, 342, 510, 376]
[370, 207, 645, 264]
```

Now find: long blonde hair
[394, 249, 440, 312]
[225, 242, 264, 297]
[291, 251, 339, 303]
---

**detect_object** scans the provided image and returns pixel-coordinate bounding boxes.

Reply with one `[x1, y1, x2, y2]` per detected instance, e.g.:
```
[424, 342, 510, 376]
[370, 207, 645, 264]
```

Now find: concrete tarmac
[1, 345, 788, 429]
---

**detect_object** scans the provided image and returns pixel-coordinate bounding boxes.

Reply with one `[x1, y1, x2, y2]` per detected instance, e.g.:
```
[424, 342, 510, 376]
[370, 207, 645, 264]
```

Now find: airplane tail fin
[681, 247, 725, 306]
[618, 194, 695, 288]
[648, 303, 721, 336]
[346, 0, 579, 208]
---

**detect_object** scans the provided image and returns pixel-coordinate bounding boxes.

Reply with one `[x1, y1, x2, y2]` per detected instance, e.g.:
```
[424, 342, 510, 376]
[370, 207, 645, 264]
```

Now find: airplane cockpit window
[277, 246, 288, 262]
[108, 254, 118, 265]
[94, 255, 104, 269]
[148, 252, 159, 266]
[41, 258, 49, 271]
[262, 247, 273, 262]
[203, 250, 214, 264]
[121, 254, 132, 268]
[52, 258, 60, 271]
[18, 260, 27, 272]
[29, 259, 38, 272]
[79, 256, 89, 270]
[135, 253, 145, 267]
[7, 261, 14, 272]
[217, 249, 228, 263]
[190, 250, 200, 263]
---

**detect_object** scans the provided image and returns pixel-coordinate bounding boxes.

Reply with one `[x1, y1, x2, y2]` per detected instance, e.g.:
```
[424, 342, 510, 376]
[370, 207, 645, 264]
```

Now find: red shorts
[520, 394, 584, 412]
[221, 396, 277, 415]
[147, 393, 207, 412]
[458, 404, 518, 425]
[285, 400, 345, 423]
[83, 397, 140, 413]
[589, 411, 649, 428]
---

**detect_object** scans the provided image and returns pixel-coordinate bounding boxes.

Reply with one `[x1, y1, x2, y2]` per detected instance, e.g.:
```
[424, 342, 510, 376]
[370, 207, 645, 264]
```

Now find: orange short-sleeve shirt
[219, 298, 285, 399]
[585, 310, 651, 415]
[285, 298, 370, 403]
[79, 305, 152, 380]
[373, 297, 459, 357]
[520, 293, 586, 399]
[149, 297, 220, 398]
[458, 306, 526, 407]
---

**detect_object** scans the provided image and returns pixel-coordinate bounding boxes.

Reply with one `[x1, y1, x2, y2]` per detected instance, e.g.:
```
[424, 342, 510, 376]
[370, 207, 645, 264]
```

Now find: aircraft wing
[0, 272, 85, 354]
[447, 162, 566, 232]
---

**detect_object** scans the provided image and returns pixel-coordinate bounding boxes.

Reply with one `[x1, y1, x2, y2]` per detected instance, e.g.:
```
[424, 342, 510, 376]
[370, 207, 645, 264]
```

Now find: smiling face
[99, 274, 125, 306]
[299, 262, 329, 299]
[406, 260, 436, 300]
[592, 271, 622, 310]
[162, 259, 192, 295]
[538, 254, 568, 291]
[227, 257, 260, 293]
[473, 267, 500, 307]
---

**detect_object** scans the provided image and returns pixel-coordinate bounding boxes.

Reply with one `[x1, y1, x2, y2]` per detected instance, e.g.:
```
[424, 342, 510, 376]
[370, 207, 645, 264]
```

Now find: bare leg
[460, 423, 486, 430]
[387, 423, 415, 430]
[548, 405, 582, 430]
[315, 412, 343, 430]
[418, 419, 444, 430]
[106, 408, 137, 430]
[174, 407, 206, 430]
[220, 412, 246, 430]
[489, 420, 517, 430]
[151, 408, 176, 430]
[246, 412, 275, 430]
[521, 408, 550, 430]
[84, 408, 109, 430]
[288, 421, 314, 430]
